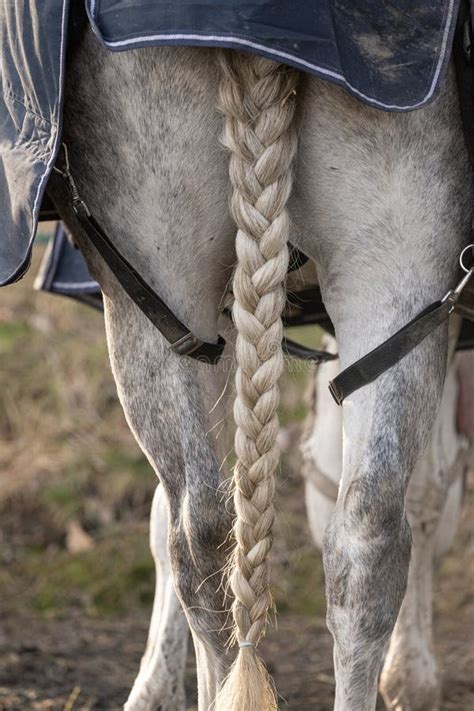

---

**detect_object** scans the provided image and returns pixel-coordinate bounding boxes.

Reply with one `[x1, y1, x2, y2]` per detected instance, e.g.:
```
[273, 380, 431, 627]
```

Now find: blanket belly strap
[75, 205, 226, 363]
[55, 147, 225, 364]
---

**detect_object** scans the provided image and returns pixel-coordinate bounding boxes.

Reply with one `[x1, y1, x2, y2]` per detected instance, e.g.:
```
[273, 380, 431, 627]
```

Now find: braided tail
[216, 52, 299, 711]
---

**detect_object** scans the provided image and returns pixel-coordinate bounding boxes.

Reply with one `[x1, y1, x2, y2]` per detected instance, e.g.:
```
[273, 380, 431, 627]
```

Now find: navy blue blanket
[0, 0, 460, 287]
[35, 223, 102, 309]
[90, 0, 458, 111]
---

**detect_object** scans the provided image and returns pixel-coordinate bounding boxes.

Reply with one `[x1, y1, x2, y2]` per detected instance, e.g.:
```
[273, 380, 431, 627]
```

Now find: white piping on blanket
[87, 0, 456, 112]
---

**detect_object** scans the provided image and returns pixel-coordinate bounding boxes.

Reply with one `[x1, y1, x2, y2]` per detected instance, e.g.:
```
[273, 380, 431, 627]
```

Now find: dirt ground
[0, 466, 472, 711]
[0, 246, 473, 710]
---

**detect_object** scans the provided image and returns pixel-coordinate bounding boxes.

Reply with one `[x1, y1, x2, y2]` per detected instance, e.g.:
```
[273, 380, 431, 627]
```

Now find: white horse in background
[48, 8, 472, 710]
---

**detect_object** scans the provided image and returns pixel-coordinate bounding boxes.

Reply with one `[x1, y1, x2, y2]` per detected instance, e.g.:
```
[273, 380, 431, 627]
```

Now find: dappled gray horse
[48, 13, 470, 711]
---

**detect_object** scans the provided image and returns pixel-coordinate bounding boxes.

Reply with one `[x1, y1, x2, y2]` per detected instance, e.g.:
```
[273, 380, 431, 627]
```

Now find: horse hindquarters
[292, 67, 469, 710]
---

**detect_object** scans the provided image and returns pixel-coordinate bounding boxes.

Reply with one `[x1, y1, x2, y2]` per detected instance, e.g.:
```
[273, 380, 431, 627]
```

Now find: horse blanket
[0, 0, 461, 287]
[35, 223, 102, 308]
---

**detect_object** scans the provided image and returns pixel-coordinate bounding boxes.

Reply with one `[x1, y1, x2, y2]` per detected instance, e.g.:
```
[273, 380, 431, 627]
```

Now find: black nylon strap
[283, 336, 337, 362]
[328, 299, 453, 405]
[54, 149, 226, 364]
[73, 203, 225, 363]
[283, 286, 335, 334]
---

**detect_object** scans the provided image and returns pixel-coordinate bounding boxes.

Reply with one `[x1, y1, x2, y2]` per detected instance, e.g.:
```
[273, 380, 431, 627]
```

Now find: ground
[0, 244, 472, 710]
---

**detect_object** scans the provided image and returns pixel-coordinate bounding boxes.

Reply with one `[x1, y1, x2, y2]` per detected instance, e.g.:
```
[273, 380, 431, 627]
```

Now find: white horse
[48, 9, 472, 711]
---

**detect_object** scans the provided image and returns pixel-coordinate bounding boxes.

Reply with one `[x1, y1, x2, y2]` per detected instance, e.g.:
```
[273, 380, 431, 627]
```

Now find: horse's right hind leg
[379, 354, 469, 711]
[125, 485, 189, 711]
[302, 345, 468, 711]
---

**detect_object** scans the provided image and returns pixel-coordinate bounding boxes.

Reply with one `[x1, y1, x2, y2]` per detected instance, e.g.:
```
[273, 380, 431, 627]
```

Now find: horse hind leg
[301, 334, 341, 550]
[125, 485, 189, 711]
[103, 296, 235, 711]
[302, 337, 468, 711]
[293, 65, 469, 710]
[379, 348, 470, 711]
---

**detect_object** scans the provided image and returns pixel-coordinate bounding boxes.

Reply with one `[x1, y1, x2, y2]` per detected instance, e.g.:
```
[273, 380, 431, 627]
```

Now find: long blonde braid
[216, 51, 299, 711]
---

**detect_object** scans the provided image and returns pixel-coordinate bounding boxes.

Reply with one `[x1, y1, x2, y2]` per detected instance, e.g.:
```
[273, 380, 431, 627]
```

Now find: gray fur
[48, 16, 470, 711]
[303, 332, 469, 710]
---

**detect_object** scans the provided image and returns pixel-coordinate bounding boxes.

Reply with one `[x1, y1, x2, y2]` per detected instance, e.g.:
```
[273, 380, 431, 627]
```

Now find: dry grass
[0, 244, 320, 618]
[0, 244, 156, 615]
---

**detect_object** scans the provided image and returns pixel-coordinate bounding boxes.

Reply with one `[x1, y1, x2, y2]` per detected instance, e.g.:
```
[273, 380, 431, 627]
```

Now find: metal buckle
[328, 379, 343, 406]
[171, 331, 204, 356]
[442, 244, 474, 313]
[460, 243, 474, 272]
[53, 143, 91, 218]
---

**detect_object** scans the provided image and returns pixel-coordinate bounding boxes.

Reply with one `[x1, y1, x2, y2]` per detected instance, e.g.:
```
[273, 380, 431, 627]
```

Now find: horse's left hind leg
[125, 485, 189, 711]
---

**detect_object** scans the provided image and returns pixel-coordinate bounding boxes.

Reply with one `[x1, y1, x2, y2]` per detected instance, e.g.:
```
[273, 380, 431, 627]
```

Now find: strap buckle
[53, 143, 91, 218]
[328, 379, 343, 406]
[329, 244, 474, 406]
[442, 244, 474, 313]
[171, 332, 226, 363]
[171, 331, 205, 356]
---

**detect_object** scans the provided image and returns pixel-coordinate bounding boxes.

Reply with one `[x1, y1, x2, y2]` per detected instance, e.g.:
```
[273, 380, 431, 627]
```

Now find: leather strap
[329, 261, 474, 405]
[328, 299, 453, 405]
[76, 205, 226, 362]
[283, 336, 337, 362]
[55, 152, 225, 363]
[283, 285, 334, 334]
[38, 192, 61, 222]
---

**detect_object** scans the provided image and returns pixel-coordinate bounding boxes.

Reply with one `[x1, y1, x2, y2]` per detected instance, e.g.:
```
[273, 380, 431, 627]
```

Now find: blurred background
[0, 235, 472, 710]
